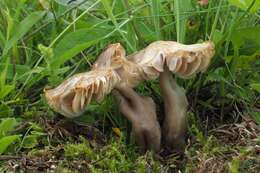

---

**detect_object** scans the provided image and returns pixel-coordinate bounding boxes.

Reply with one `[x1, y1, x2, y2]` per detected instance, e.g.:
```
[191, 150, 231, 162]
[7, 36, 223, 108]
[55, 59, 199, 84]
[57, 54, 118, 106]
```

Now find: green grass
[0, 0, 259, 172]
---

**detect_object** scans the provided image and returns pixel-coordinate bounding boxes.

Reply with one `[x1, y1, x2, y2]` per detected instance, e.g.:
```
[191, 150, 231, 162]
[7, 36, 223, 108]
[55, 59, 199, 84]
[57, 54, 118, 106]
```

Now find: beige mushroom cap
[45, 69, 120, 117]
[128, 41, 215, 79]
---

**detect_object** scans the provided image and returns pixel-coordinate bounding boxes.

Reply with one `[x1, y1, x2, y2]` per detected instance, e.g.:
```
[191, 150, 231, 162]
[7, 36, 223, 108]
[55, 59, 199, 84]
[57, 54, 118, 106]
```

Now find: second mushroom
[45, 41, 215, 152]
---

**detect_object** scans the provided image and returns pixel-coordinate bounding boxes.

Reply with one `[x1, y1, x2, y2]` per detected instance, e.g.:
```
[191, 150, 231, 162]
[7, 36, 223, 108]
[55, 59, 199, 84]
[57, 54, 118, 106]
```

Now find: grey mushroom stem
[159, 66, 188, 151]
[113, 85, 161, 152]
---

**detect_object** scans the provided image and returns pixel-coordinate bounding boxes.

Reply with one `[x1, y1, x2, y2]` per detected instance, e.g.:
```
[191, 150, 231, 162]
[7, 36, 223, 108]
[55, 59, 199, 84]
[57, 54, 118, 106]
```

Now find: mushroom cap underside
[44, 69, 120, 117]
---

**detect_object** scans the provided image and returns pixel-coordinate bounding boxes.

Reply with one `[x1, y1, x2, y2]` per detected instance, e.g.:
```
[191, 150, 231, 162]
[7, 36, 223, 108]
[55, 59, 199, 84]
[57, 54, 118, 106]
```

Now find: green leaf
[231, 26, 260, 53]
[2, 11, 46, 56]
[0, 84, 15, 99]
[0, 105, 14, 118]
[74, 114, 96, 125]
[29, 122, 44, 132]
[38, 0, 51, 10]
[0, 118, 18, 138]
[206, 68, 234, 87]
[212, 29, 223, 45]
[231, 26, 260, 45]
[38, 44, 54, 60]
[38, 44, 53, 67]
[54, 0, 99, 10]
[228, 0, 260, 13]
[0, 135, 20, 154]
[0, 63, 30, 80]
[22, 134, 38, 149]
[135, 21, 157, 42]
[225, 55, 257, 70]
[228, 157, 240, 173]
[250, 83, 260, 92]
[50, 25, 113, 68]
[251, 111, 260, 124]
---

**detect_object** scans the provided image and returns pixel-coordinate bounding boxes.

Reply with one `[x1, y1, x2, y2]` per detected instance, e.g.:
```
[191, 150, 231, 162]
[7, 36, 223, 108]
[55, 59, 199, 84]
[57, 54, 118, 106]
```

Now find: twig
[0, 155, 21, 161]
[24, 0, 89, 41]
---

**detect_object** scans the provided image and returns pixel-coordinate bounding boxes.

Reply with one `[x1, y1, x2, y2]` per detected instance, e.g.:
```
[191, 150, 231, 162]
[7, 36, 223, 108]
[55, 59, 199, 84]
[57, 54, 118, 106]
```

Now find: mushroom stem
[159, 66, 188, 151]
[113, 85, 161, 152]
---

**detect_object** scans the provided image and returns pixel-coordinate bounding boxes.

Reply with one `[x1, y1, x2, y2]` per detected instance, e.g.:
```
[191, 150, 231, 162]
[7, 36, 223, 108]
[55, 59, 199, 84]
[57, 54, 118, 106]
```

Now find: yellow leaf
[112, 127, 121, 137]
[39, 0, 50, 10]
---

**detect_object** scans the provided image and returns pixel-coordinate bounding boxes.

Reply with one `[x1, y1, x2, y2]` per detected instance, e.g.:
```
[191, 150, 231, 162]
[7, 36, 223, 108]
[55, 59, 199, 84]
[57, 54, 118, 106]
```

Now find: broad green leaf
[231, 26, 260, 52]
[22, 134, 38, 149]
[38, 44, 53, 59]
[50, 25, 113, 68]
[29, 122, 44, 132]
[212, 29, 223, 45]
[3, 11, 46, 56]
[39, 0, 51, 10]
[228, 0, 260, 13]
[74, 114, 96, 125]
[0, 105, 14, 118]
[224, 55, 256, 69]
[251, 111, 260, 124]
[0, 64, 30, 80]
[38, 44, 53, 66]
[54, 0, 100, 10]
[75, 15, 104, 29]
[228, 157, 240, 173]
[0, 118, 18, 138]
[21, 66, 70, 89]
[233, 26, 260, 44]
[0, 135, 20, 154]
[206, 68, 234, 87]
[250, 83, 260, 92]
[136, 21, 157, 42]
[0, 84, 15, 99]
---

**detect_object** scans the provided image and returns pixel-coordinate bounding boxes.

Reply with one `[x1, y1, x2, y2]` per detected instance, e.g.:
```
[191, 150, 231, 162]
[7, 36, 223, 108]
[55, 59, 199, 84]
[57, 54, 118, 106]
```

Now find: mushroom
[92, 43, 161, 152]
[44, 41, 214, 152]
[127, 41, 214, 151]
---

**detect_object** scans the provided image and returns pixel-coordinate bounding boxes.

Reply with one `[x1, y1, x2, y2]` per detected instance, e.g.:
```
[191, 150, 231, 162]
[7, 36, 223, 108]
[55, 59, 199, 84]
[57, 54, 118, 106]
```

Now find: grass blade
[0, 118, 17, 138]
[150, 0, 161, 39]
[0, 135, 20, 155]
[51, 26, 114, 68]
[174, 0, 191, 43]
[101, 0, 135, 51]
[2, 11, 46, 57]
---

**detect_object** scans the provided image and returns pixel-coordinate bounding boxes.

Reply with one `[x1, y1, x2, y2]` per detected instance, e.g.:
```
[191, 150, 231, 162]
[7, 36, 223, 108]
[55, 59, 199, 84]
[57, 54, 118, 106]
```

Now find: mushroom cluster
[45, 41, 215, 152]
